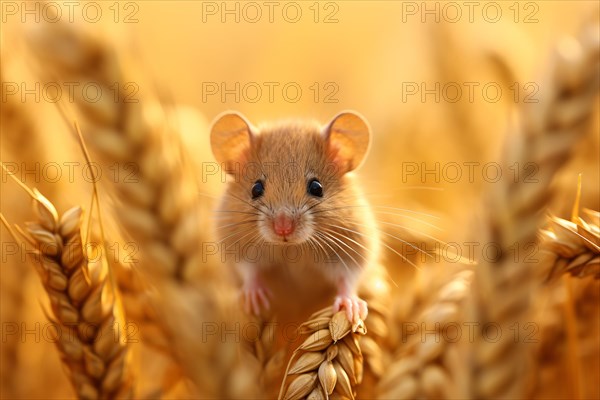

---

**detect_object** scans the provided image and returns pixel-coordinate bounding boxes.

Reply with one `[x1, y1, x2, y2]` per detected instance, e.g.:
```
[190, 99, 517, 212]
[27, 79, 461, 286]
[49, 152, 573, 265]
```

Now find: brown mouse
[210, 111, 379, 323]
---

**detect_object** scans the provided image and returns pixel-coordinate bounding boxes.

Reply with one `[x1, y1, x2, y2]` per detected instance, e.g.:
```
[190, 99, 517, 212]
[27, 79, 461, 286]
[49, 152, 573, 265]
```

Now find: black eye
[251, 180, 265, 199]
[307, 179, 323, 197]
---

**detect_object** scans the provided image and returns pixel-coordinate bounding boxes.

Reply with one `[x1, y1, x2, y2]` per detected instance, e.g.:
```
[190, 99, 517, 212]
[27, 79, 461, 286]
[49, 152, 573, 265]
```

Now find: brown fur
[211, 112, 379, 317]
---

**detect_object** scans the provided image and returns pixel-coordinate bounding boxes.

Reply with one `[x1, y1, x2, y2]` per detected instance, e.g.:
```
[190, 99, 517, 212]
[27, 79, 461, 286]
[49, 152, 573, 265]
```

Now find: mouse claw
[242, 282, 271, 317]
[333, 294, 368, 324]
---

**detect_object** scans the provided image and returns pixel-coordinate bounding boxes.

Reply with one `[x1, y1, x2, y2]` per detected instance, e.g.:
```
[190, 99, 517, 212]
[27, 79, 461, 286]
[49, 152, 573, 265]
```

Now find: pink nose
[273, 214, 295, 237]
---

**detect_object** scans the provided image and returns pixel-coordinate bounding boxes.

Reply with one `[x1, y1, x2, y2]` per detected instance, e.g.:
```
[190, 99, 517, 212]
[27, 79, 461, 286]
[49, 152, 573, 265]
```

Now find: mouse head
[210, 111, 371, 244]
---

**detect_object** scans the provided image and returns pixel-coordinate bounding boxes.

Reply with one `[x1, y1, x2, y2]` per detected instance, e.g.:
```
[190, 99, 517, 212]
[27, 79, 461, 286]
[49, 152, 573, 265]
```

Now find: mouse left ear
[210, 111, 255, 174]
[323, 111, 371, 173]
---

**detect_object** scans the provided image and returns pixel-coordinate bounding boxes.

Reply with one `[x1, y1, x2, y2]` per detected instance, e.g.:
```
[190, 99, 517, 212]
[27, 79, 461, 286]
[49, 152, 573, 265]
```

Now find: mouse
[210, 111, 379, 323]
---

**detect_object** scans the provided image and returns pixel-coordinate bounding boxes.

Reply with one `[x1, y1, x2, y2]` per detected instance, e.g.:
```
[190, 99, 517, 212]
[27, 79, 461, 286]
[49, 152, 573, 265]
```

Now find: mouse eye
[251, 180, 265, 199]
[307, 179, 323, 197]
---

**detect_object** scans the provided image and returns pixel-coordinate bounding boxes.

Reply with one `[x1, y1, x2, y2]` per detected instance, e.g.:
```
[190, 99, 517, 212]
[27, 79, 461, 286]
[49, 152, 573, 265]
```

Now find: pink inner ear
[239, 146, 250, 163]
[225, 146, 250, 176]
[327, 142, 350, 175]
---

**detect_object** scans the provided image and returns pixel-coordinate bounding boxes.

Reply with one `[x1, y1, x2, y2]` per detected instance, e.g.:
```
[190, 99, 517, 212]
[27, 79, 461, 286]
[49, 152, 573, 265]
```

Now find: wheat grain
[279, 308, 366, 400]
[228, 314, 286, 398]
[7, 190, 134, 399]
[541, 209, 599, 281]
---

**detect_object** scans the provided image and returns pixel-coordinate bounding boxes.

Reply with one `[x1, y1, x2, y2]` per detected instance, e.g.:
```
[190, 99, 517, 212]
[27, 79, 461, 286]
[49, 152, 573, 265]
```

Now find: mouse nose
[273, 213, 295, 237]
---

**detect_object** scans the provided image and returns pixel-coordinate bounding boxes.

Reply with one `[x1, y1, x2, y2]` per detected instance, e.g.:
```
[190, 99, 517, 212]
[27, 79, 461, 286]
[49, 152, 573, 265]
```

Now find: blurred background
[1, 1, 598, 398]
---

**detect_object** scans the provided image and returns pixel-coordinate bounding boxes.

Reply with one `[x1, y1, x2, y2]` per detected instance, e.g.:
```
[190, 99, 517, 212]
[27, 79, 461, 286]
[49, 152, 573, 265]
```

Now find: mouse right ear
[323, 111, 371, 174]
[210, 111, 254, 174]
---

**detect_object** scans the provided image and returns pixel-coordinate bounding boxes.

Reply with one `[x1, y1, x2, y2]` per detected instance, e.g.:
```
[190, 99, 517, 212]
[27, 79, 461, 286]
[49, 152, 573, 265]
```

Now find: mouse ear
[323, 111, 371, 173]
[210, 111, 254, 174]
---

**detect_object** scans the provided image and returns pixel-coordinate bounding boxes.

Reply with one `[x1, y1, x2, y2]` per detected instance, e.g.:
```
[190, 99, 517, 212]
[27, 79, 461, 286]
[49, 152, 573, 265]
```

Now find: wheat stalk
[377, 268, 472, 400]
[2, 188, 134, 399]
[25, 20, 237, 395]
[467, 19, 600, 399]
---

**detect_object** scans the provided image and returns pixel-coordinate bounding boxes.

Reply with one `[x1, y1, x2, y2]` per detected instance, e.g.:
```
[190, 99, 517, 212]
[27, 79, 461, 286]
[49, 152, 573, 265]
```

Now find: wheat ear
[542, 213, 599, 280]
[24, 20, 214, 281]
[2, 187, 134, 399]
[278, 308, 367, 400]
[541, 178, 599, 280]
[228, 314, 286, 398]
[354, 263, 392, 398]
[532, 183, 599, 398]
[25, 20, 236, 395]
[467, 20, 599, 399]
[377, 268, 472, 400]
[112, 262, 173, 350]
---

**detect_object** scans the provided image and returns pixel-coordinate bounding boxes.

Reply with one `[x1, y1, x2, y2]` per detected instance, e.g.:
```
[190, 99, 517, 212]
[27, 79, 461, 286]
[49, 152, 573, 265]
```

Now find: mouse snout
[273, 213, 295, 237]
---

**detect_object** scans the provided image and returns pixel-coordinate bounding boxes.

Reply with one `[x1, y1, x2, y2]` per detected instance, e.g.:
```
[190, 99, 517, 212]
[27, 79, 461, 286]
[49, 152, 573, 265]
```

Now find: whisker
[318, 224, 375, 257]
[304, 199, 325, 213]
[216, 226, 257, 246]
[321, 221, 430, 258]
[312, 195, 442, 217]
[215, 210, 260, 216]
[214, 219, 260, 231]
[198, 192, 220, 200]
[314, 232, 351, 274]
[365, 186, 445, 194]
[319, 231, 363, 271]
[320, 228, 370, 266]
[319, 225, 400, 289]
[227, 229, 262, 250]
[256, 198, 271, 212]
[374, 220, 449, 247]
[309, 234, 330, 261]
[372, 213, 443, 231]
[319, 222, 424, 270]
[310, 206, 365, 215]
[310, 204, 440, 221]
[225, 192, 266, 215]
[371, 206, 441, 219]
[307, 236, 325, 260]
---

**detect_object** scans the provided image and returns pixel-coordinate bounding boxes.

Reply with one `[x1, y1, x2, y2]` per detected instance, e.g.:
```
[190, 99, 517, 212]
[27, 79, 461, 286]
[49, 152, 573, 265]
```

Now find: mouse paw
[242, 281, 272, 316]
[333, 294, 368, 324]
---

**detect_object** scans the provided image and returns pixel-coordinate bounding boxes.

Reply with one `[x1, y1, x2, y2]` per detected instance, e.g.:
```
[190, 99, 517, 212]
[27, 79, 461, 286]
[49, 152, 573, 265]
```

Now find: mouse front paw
[241, 281, 272, 316]
[333, 294, 368, 324]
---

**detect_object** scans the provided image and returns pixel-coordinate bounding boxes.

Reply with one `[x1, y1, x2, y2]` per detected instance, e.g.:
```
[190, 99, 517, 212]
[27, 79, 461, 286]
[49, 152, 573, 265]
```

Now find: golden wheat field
[0, 1, 599, 399]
